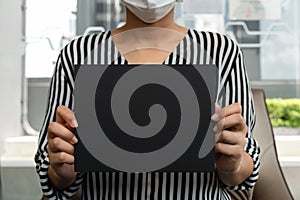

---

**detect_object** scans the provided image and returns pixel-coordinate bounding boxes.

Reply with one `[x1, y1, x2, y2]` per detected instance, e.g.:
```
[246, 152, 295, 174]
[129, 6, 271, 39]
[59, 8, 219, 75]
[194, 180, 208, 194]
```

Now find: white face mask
[121, 0, 182, 24]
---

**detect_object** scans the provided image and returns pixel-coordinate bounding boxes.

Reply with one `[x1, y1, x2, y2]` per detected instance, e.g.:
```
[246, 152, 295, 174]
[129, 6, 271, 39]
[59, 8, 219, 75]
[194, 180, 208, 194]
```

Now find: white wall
[0, 0, 23, 153]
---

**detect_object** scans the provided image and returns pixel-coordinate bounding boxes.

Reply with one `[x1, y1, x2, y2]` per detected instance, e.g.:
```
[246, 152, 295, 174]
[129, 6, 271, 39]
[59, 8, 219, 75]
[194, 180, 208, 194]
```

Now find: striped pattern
[226, 189, 251, 200]
[82, 172, 228, 200]
[35, 29, 260, 200]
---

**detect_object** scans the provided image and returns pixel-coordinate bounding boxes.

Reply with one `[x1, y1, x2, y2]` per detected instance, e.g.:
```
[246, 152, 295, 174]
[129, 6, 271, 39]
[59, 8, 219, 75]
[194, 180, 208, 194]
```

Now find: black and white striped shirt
[35, 29, 260, 200]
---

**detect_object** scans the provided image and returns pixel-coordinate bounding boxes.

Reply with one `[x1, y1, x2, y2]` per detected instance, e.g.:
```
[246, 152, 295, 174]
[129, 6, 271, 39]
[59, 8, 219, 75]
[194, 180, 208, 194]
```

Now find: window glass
[174, 0, 299, 98]
[25, 0, 77, 78]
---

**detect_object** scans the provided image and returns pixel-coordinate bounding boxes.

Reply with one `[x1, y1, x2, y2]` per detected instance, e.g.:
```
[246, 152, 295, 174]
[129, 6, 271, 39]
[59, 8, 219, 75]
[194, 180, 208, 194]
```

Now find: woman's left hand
[212, 103, 253, 186]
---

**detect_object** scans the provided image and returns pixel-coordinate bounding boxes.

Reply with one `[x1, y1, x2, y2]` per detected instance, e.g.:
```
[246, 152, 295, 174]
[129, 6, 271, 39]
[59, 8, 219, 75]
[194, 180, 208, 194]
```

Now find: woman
[35, 0, 260, 199]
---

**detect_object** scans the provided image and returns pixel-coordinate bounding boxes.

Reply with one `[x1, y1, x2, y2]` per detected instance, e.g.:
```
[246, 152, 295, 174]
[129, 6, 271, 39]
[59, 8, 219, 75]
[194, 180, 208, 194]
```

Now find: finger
[56, 105, 78, 128]
[211, 103, 242, 121]
[215, 142, 243, 157]
[222, 114, 248, 133]
[48, 122, 78, 144]
[213, 117, 225, 133]
[49, 151, 75, 165]
[222, 103, 242, 117]
[216, 130, 246, 146]
[48, 137, 75, 155]
[213, 114, 247, 133]
[215, 103, 221, 112]
[211, 105, 226, 121]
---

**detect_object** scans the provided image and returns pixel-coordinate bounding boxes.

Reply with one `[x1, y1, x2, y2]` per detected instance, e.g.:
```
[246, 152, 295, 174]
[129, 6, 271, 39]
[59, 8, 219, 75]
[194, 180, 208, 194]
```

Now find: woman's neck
[112, 8, 188, 35]
[111, 7, 188, 64]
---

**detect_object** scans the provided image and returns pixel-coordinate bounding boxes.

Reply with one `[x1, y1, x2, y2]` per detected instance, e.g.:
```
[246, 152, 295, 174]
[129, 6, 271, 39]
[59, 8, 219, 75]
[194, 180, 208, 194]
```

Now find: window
[174, 0, 300, 98]
[25, 0, 76, 78]
[23, 0, 77, 133]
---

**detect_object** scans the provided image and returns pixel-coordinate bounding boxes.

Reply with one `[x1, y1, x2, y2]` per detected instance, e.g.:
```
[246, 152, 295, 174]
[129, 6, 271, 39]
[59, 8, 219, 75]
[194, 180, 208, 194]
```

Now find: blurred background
[0, 0, 299, 199]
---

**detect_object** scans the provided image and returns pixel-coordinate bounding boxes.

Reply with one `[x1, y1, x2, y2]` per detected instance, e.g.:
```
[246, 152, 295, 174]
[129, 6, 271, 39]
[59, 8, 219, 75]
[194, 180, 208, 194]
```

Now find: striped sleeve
[34, 40, 84, 199]
[220, 40, 260, 190]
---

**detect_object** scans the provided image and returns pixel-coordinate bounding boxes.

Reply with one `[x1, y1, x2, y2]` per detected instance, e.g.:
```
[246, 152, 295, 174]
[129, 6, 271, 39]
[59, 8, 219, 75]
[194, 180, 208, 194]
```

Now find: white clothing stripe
[185, 36, 191, 64]
[111, 172, 116, 200]
[169, 172, 175, 200]
[73, 38, 79, 65]
[231, 68, 237, 103]
[118, 173, 123, 200]
[199, 32, 205, 65]
[154, 173, 159, 200]
[107, 36, 113, 64]
[189, 30, 198, 65]
[86, 35, 93, 65]
[176, 172, 182, 200]
[133, 173, 139, 200]
[141, 173, 146, 200]
[146, 173, 151, 200]
[205, 32, 212, 65]
[161, 173, 167, 199]
[92, 173, 98, 199]
[236, 57, 242, 103]
[184, 172, 190, 200]
[191, 172, 197, 200]
[105, 173, 109, 200]
[79, 36, 86, 65]
[65, 41, 75, 88]
[212, 32, 218, 65]
[94, 34, 101, 65]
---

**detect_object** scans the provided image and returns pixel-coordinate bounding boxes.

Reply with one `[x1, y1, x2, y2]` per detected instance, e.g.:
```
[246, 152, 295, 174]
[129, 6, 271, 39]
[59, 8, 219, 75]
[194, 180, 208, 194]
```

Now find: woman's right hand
[47, 105, 78, 190]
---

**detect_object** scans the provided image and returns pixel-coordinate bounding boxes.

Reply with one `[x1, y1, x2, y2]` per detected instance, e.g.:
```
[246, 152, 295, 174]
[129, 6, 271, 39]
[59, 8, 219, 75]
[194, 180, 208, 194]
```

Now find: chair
[251, 89, 294, 200]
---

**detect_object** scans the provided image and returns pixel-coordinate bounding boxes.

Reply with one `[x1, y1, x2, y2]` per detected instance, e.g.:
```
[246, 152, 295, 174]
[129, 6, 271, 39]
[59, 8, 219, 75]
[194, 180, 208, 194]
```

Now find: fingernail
[211, 113, 219, 121]
[72, 136, 78, 144]
[215, 103, 221, 111]
[71, 119, 78, 128]
[213, 125, 218, 133]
